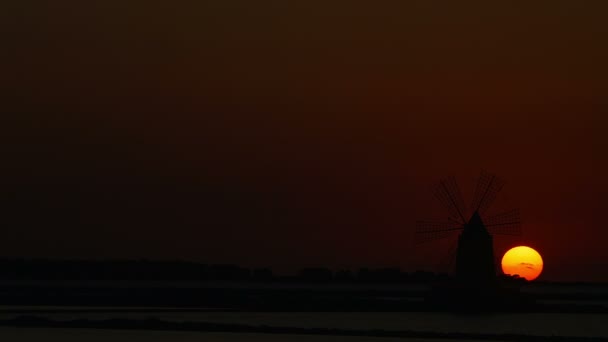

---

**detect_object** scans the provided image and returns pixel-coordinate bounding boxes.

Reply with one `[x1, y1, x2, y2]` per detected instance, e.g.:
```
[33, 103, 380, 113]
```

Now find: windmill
[415, 171, 521, 286]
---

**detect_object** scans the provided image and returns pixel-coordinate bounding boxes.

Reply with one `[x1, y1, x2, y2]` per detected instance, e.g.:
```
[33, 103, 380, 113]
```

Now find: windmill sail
[433, 176, 468, 224]
[485, 209, 522, 236]
[470, 171, 506, 215]
[415, 220, 463, 244]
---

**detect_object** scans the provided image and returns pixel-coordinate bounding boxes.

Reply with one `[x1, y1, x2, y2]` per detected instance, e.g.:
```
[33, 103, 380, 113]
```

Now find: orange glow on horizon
[501, 246, 544, 281]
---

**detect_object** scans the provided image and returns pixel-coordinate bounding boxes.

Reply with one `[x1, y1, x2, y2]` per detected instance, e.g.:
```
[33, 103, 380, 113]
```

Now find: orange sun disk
[501, 246, 544, 281]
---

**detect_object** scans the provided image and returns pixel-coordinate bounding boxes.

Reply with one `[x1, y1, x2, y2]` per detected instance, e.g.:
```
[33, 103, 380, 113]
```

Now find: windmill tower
[416, 171, 521, 286]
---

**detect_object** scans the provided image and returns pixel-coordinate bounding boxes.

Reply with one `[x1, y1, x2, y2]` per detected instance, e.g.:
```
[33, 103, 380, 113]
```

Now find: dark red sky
[1, 1, 608, 281]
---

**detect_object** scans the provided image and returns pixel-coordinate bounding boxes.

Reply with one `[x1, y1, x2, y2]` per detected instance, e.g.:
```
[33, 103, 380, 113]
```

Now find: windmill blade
[415, 220, 463, 244]
[470, 171, 506, 215]
[484, 209, 522, 236]
[433, 177, 468, 224]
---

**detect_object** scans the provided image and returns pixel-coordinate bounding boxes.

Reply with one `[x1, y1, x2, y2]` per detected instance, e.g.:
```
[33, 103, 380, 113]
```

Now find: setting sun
[501, 246, 544, 281]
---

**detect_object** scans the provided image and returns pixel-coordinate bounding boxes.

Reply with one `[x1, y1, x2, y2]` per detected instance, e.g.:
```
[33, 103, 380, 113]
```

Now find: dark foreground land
[0, 259, 606, 313]
[1, 280, 607, 313]
[1, 283, 606, 313]
[1, 260, 608, 341]
[2, 316, 608, 342]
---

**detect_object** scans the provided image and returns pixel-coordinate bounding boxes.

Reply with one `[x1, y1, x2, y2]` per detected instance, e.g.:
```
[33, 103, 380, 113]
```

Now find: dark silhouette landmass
[0, 259, 605, 313]
[1, 316, 606, 342]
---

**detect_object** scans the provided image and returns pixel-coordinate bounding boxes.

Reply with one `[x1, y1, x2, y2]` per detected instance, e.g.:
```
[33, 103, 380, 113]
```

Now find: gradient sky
[2, 1, 608, 281]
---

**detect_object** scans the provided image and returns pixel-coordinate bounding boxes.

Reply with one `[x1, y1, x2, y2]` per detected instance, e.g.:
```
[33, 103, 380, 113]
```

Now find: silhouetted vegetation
[0, 259, 451, 283]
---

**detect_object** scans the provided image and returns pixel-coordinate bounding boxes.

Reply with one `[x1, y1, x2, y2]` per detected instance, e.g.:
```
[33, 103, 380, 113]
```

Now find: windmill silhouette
[415, 171, 521, 286]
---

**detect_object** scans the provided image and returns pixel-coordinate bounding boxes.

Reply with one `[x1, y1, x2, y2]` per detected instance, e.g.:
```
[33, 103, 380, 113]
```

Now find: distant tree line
[0, 259, 451, 283]
[299, 267, 450, 283]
